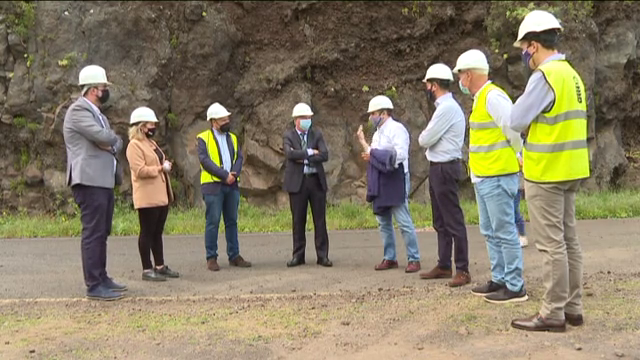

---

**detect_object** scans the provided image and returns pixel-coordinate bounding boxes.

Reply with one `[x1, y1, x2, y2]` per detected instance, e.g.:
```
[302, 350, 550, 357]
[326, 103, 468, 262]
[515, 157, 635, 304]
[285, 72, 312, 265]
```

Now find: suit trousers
[71, 184, 115, 291]
[289, 174, 329, 259]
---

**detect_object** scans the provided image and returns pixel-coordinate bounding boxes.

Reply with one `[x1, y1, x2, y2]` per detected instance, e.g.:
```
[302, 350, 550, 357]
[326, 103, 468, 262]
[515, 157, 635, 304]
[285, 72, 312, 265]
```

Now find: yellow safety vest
[197, 129, 239, 184]
[469, 82, 520, 177]
[524, 60, 590, 183]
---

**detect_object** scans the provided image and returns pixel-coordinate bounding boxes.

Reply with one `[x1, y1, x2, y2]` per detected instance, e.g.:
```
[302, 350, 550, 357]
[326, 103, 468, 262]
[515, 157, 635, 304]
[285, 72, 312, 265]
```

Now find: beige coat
[126, 138, 174, 209]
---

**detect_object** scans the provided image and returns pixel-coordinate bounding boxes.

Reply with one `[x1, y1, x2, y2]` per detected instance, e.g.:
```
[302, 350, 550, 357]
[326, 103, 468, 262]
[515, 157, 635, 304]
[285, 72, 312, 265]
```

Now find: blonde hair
[128, 122, 147, 141]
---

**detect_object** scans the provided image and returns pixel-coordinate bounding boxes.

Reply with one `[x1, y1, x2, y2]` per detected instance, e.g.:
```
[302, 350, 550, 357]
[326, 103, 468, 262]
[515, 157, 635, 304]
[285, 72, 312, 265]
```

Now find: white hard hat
[78, 65, 111, 86]
[206, 102, 232, 120]
[130, 106, 159, 125]
[513, 10, 563, 47]
[291, 103, 314, 118]
[452, 49, 490, 74]
[367, 95, 394, 113]
[422, 63, 454, 82]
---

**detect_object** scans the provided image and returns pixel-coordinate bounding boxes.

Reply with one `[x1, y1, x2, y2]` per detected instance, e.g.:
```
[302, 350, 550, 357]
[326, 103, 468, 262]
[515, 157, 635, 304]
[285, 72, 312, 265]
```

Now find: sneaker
[374, 259, 399, 271]
[520, 236, 528, 247]
[142, 270, 167, 282]
[484, 286, 528, 304]
[405, 261, 421, 273]
[471, 280, 505, 296]
[86, 285, 125, 301]
[156, 265, 180, 278]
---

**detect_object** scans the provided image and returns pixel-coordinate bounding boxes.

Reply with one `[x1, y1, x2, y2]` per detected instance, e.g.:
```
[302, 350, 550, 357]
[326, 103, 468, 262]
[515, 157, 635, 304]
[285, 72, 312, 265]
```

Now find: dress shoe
[207, 258, 220, 271]
[86, 285, 124, 301]
[317, 257, 333, 267]
[142, 270, 167, 282]
[102, 277, 128, 292]
[419, 266, 452, 279]
[374, 259, 399, 271]
[229, 255, 252, 268]
[565, 312, 584, 326]
[287, 257, 305, 267]
[405, 261, 421, 273]
[448, 271, 471, 287]
[511, 313, 566, 332]
[156, 265, 180, 278]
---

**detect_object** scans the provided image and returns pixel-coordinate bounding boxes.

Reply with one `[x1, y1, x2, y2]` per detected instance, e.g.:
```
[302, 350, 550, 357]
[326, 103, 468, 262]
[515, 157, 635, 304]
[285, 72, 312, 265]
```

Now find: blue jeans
[514, 188, 526, 236]
[375, 174, 421, 262]
[474, 174, 524, 292]
[204, 186, 240, 261]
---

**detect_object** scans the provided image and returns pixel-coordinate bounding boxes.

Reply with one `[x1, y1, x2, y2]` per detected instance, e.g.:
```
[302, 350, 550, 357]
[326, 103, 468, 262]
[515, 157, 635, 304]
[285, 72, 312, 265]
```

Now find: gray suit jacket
[63, 97, 123, 189]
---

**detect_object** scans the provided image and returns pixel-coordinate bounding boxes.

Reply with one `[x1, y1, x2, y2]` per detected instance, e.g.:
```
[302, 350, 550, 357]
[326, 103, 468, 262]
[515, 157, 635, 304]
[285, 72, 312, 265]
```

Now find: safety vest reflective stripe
[524, 139, 588, 153]
[469, 121, 499, 129]
[535, 109, 588, 126]
[469, 140, 511, 153]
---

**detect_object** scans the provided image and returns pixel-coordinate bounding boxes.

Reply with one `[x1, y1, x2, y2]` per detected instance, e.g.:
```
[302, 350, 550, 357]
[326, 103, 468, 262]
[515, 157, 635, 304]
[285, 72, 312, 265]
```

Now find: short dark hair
[428, 79, 451, 91]
[522, 29, 560, 50]
[380, 109, 393, 117]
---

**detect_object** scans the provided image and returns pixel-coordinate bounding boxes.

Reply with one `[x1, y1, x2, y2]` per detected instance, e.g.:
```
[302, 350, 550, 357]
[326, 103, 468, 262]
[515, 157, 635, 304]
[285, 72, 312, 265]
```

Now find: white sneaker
[519, 236, 528, 248]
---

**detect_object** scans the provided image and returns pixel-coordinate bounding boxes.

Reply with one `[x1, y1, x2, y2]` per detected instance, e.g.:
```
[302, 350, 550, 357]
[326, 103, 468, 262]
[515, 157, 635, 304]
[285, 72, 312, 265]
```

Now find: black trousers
[137, 206, 169, 270]
[71, 185, 115, 291]
[289, 174, 329, 259]
[429, 160, 469, 272]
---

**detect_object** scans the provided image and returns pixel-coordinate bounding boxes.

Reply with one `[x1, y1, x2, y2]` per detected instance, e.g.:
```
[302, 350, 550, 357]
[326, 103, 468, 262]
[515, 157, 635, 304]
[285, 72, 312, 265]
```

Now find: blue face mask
[299, 118, 312, 131]
[369, 115, 383, 128]
[521, 48, 534, 70]
[458, 80, 471, 95]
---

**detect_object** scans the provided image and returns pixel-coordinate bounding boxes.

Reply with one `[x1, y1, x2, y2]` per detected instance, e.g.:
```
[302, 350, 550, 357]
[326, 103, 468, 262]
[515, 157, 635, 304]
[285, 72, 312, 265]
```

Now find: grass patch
[1, 190, 640, 238]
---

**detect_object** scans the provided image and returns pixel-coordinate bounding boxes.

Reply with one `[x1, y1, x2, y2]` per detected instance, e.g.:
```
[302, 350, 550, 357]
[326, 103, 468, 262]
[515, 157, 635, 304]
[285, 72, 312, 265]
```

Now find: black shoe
[565, 312, 584, 326]
[142, 270, 167, 282]
[86, 285, 124, 301]
[102, 277, 128, 292]
[484, 286, 528, 304]
[156, 265, 180, 278]
[471, 280, 505, 296]
[286, 257, 305, 267]
[317, 257, 333, 267]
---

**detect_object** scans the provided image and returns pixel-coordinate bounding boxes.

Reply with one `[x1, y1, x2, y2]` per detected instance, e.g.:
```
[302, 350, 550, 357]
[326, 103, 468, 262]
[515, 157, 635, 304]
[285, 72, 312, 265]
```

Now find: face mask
[299, 118, 312, 131]
[521, 48, 534, 70]
[425, 86, 436, 103]
[219, 122, 231, 133]
[458, 80, 471, 95]
[98, 88, 110, 105]
[369, 115, 383, 128]
[145, 127, 156, 138]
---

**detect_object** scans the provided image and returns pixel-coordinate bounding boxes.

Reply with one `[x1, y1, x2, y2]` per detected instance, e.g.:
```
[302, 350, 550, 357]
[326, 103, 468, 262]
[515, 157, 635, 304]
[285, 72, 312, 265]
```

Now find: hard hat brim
[130, 118, 159, 125]
[207, 111, 232, 120]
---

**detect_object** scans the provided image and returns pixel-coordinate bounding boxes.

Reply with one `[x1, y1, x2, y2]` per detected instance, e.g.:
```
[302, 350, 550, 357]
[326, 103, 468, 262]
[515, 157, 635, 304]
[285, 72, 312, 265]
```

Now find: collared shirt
[418, 92, 465, 163]
[370, 117, 410, 174]
[83, 97, 116, 173]
[470, 81, 523, 183]
[507, 53, 564, 133]
[296, 129, 317, 174]
[212, 128, 232, 172]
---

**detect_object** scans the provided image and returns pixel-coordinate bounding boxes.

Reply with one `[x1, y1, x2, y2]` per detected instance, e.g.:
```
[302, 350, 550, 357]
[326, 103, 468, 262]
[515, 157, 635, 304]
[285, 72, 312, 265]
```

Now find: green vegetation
[170, 34, 179, 48]
[57, 52, 79, 68]
[9, 178, 26, 195]
[2, 190, 640, 238]
[5, 1, 36, 40]
[12, 115, 41, 132]
[166, 112, 179, 128]
[361, 85, 370, 93]
[384, 86, 398, 101]
[25, 53, 34, 68]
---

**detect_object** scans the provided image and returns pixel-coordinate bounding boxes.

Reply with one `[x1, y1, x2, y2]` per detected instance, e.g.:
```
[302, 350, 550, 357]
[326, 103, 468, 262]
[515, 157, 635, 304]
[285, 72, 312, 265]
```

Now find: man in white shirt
[453, 49, 527, 304]
[357, 95, 421, 273]
[417, 63, 471, 287]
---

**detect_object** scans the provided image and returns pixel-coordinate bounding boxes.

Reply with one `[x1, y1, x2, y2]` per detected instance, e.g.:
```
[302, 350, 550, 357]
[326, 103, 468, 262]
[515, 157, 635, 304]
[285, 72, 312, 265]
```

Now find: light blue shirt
[296, 129, 317, 174]
[213, 128, 232, 172]
[418, 92, 465, 162]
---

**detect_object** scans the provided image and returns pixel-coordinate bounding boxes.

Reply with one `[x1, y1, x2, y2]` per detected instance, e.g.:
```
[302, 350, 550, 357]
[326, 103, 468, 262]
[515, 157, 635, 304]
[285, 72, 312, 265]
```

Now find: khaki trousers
[525, 179, 583, 320]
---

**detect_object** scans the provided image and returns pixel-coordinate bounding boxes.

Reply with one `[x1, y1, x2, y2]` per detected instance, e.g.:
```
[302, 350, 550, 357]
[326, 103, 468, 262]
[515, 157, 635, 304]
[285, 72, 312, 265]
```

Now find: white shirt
[470, 81, 523, 183]
[83, 97, 116, 173]
[418, 92, 465, 162]
[370, 117, 410, 174]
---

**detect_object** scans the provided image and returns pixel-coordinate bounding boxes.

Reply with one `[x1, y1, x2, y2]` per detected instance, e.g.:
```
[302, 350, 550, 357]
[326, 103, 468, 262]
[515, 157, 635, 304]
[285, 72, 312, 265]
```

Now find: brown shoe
[374, 259, 399, 271]
[511, 313, 566, 332]
[405, 261, 421, 273]
[565, 312, 584, 326]
[448, 271, 471, 287]
[207, 258, 220, 272]
[229, 255, 252, 268]
[419, 266, 452, 280]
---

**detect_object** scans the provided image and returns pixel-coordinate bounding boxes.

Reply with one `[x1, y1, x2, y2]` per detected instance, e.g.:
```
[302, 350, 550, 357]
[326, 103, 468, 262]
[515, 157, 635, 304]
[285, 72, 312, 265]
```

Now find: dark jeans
[137, 206, 169, 270]
[514, 188, 526, 236]
[289, 174, 329, 259]
[71, 184, 115, 291]
[203, 186, 240, 261]
[429, 160, 469, 272]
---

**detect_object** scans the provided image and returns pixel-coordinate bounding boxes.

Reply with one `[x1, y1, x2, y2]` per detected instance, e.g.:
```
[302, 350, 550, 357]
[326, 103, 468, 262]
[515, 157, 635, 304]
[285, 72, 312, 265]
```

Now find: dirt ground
[1, 219, 639, 360]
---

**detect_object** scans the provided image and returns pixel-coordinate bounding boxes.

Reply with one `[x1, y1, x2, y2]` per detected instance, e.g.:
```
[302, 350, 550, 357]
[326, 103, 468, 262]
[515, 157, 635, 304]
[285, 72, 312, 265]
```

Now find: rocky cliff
[1, 1, 639, 213]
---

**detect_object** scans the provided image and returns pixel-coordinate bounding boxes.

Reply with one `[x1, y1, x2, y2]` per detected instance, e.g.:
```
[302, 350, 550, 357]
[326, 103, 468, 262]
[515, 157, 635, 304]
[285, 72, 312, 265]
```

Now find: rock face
[0, 1, 639, 212]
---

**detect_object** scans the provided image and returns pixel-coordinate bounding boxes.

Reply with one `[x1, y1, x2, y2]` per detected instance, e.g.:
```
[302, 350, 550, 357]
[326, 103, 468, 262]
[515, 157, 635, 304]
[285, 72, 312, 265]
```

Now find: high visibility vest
[197, 129, 238, 184]
[469, 82, 520, 177]
[524, 60, 590, 183]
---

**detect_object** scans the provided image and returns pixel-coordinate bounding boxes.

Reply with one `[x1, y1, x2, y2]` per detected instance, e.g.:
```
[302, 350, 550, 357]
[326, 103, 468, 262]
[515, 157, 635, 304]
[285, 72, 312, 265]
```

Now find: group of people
[63, 9, 589, 333]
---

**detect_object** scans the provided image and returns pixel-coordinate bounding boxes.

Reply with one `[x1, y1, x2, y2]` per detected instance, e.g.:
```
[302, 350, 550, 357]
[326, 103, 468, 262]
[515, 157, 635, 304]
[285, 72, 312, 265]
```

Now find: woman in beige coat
[126, 106, 179, 281]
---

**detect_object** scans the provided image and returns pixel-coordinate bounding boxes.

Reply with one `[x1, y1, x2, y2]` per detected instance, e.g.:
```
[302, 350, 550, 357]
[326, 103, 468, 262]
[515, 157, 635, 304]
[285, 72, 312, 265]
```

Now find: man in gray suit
[63, 65, 126, 301]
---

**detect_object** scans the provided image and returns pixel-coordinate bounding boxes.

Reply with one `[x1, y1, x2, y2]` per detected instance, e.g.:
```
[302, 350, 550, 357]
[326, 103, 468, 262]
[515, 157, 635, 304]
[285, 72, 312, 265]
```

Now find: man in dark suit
[283, 103, 332, 267]
[63, 65, 126, 301]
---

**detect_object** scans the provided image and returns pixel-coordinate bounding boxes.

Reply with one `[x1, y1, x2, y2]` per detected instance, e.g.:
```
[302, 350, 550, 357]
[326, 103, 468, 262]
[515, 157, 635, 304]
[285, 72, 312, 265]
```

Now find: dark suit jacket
[197, 130, 244, 195]
[283, 126, 329, 193]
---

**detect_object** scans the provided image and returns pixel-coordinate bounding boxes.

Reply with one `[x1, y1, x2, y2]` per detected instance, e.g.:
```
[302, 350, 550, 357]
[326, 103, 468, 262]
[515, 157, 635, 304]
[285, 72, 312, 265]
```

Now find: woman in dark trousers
[126, 106, 179, 281]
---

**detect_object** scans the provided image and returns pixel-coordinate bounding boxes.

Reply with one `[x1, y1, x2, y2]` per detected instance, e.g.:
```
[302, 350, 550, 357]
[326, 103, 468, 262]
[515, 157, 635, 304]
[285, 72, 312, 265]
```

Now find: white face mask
[299, 118, 312, 131]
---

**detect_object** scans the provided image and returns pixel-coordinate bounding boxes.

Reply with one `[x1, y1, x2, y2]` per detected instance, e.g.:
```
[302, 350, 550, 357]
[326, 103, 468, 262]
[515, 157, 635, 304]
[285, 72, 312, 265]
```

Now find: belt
[429, 159, 459, 166]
